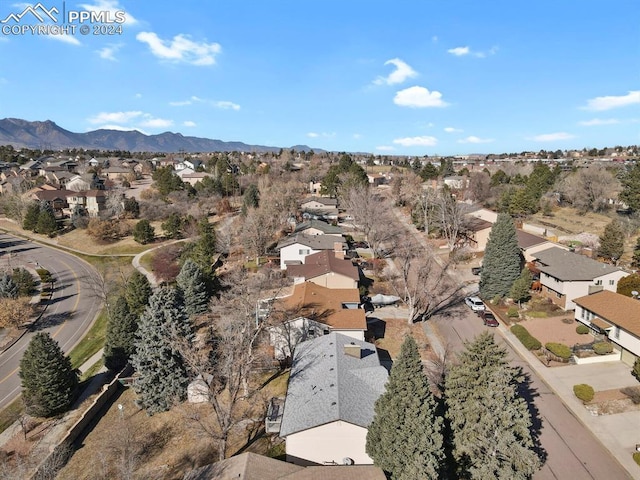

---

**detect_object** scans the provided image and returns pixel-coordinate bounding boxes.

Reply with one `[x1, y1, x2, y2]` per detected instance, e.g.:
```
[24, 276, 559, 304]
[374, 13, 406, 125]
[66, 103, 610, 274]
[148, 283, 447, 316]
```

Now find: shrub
[593, 341, 613, 355]
[576, 324, 590, 335]
[510, 325, 542, 350]
[632, 358, 640, 383]
[573, 384, 594, 403]
[620, 386, 640, 405]
[545, 342, 572, 360]
[507, 306, 520, 318]
[36, 268, 53, 284]
[634, 452, 640, 467]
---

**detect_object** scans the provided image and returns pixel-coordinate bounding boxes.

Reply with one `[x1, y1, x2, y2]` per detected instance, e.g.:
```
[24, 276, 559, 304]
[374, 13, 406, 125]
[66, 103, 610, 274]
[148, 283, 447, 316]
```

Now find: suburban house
[293, 219, 343, 237]
[33, 189, 71, 218]
[574, 290, 640, 366]
[279, 332, 388, 466]
[466, 206, 499, 224]
[65, 190, 108, 217]
[533, 247, 628, 310]
[66, 173, 104, 192]
[461, 216, 493, 252]
[103, 166, 131, 181]
[300, 197, 339, 220]
[182, 452, 386, 479]
[516, 230, 562, 262]
[367, 173, 387, 186]
[181, 172, 213, 186]
[443, 175, 467, 190]
[286, 250, 359, 289]
[276, 233, 346, 270]
[267, 282, 366, 360]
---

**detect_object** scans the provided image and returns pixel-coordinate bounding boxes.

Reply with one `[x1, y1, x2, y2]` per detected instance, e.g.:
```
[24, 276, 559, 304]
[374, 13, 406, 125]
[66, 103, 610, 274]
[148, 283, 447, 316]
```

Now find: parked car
[480, 310, 499, 327]
[464, 296, 485, 313]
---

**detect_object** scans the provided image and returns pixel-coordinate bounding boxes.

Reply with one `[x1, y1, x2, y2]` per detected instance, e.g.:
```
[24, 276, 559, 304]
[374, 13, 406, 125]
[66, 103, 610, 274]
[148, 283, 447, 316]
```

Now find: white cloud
[584, 91, 640, 111]
[78, 0, 138, 25]
[97, 43, 122, 61]
[134, 93, 142, 98]
[432, 36, 438, 43]
[532, 132, 575, 142]
[136, 32, 221, 66]
[307, 131, 335, 139]
[393, 135, 438, 147]
[444, 127, 463, 133]
[169, 100, 192, 107]
[139, 117, 173, 128]
[353, 133, 362, 139]
[447, 46, 469, 56]
[48, 34, 81, 46]
[457, 136, 494, 144]
[376, 145, 395, 151]
[394, 86, 448, 108]
[307, 132, 319, 138]
[579, 118, 620, 126]
[92, 124, 143, 132]
[448, 45, 497, 58]
[88, 111, 143, 124]
[183, 121, 196, 127]
[215, 101, 240, 110]
[373, 58, 417, 86]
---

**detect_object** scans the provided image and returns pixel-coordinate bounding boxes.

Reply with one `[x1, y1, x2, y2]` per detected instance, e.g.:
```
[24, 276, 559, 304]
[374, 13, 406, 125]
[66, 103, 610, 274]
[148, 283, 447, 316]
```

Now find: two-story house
[533, 247, 628, 310]
[276, 233, 346, 270]
[286, 250, 359, 289]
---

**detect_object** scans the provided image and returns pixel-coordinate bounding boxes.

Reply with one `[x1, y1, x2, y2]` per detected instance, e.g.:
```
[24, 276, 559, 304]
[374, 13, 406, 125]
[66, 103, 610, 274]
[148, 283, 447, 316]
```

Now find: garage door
[621, 348, 637, 367]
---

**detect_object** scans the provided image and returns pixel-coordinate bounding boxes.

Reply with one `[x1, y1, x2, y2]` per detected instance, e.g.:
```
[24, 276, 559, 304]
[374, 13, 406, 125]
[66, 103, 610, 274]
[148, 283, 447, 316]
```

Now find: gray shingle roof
[279, 332, 387, 437]
[293, 219, 343, 235]
[534, 246, 621, 281]
[276, 233, 345, 251]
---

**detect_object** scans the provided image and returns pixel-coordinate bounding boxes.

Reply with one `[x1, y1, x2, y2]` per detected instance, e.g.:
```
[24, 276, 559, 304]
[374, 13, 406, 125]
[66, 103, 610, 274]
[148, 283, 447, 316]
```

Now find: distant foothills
[0, 118, 318, 154]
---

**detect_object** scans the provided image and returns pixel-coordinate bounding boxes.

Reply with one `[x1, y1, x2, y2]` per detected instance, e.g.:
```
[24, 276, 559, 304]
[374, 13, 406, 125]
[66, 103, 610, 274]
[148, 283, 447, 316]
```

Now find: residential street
[0, 233, 103, 410]
[390, 206, 633, 480]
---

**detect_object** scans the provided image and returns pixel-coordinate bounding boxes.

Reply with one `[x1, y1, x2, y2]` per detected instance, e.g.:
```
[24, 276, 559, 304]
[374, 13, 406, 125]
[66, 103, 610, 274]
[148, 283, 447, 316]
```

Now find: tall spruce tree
[22, 202, 40, 231]
[366, 336, 445, 479]
[125, 270, 152, 316]
[598, 220, 624, 263]
[19, 332, 78, 417]
[131, 286, 193, 414]
[479, 213, 522, 300]
[0, 274, 19, 299]
[445, 332, 541, 479]
[35, 203, 57, 236]
[103, 296, 138, 371]
[176, 260, 210, 317]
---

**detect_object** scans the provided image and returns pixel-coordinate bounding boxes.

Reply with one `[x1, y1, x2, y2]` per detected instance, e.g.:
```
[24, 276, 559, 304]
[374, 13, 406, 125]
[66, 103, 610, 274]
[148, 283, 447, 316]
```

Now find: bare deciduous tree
[0, 297, 32, 328]
[466, 171, 492, 204]
[558, 165, 619, 213]
[435, 188, 469, 251]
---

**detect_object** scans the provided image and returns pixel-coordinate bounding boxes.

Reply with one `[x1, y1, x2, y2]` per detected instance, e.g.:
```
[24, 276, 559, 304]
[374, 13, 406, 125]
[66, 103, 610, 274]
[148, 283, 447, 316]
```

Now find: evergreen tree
[242, 184, 260, 210]
[445, 332, 540, 479]
[133, 219, 155, 244]
[366, 336, 445, 479]
[0, 274, 19, 299]
[598, 220, 624, 263]
[162, 212, 183, 239]
[103, 296, 138, 371]
[35, 203, 57, 235]
[131, 286, 193, 414]
[479, 213, 522, 300]
[11, 267, 35, 297]
[23, 202, 40, 231]
[176, 260, 210, 317]
[125, 270, 152, 316]
[123, 196, 140, 218]
[509, 268, 532, 304]
[632, 358, 640, 383]
[616, 273, 640, 297]
[619, 163, 640, 213]
[19, 332, 78, 417]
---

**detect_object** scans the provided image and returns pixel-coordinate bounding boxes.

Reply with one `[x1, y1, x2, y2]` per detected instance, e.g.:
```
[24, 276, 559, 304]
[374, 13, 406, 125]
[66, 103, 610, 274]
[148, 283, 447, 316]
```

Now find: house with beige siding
[279, 333, 387, 466]
[533, 247, 628, 310]
[276, 234, 346, 270]
[286, 251, 359, 289]
[574, 290, 640, 366]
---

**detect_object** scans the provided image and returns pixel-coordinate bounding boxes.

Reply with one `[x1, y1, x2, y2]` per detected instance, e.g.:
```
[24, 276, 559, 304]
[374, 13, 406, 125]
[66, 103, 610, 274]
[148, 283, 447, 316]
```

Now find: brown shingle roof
[516, 230, 550, 249]
[276, 282, 365, 330]
[574, 290, 640, 337]
[286, 251, 359, 281]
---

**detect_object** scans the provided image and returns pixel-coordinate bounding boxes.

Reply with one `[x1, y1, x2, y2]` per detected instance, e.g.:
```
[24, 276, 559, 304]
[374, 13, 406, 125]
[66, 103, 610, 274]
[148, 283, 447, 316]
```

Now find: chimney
[344, 342, 361, 359]
[334, 242, 344, 260]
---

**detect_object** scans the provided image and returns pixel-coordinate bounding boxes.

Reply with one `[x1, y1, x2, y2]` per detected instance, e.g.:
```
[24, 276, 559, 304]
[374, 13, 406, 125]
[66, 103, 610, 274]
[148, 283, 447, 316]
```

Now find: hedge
[576, 324, 589, 335]
[545, 342, 572, 360]
[634, 452, 640, 466]
[510, 325, 542, 350]
[573, 383, 595, 403]
[593, 342, 613, 355]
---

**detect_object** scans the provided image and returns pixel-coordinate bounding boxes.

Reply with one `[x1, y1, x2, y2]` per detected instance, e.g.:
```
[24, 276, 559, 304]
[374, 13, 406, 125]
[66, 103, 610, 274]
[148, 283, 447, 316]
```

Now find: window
[298, 249, 310, 255]
[308, 329, 315, 336]
[556, 291, 563, 299]
[614, 327, 620, 339]
[581, 308, 586, 319]
[595, 280, 602, 286]
[609, 280, 615, 286]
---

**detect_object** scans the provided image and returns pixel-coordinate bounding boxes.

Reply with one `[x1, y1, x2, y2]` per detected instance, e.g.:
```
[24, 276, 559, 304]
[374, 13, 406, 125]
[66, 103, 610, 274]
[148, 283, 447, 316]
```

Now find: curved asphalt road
[0, 232, 102, 410]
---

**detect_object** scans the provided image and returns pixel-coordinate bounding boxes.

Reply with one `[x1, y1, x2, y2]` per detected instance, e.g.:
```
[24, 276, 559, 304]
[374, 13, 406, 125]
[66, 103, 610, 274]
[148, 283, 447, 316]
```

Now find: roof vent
[343, 457, 354, 466]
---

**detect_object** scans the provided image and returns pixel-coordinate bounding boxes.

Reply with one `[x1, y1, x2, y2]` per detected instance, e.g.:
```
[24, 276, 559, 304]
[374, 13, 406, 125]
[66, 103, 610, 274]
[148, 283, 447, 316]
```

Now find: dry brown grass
[529, 207, 613, 236]
[374, 316, 432, 361]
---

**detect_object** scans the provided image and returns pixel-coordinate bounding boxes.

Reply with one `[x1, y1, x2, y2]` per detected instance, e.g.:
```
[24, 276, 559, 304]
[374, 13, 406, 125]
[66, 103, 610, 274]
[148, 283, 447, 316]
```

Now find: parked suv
[464, 296, 485, 313]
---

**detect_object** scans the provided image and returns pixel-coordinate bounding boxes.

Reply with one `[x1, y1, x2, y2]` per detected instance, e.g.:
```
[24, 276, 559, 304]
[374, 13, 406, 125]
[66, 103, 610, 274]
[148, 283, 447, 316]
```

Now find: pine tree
[103, 296, 138, 371]
[131, 286, 193, 414]
[242, 184, 260, 210]
[632, 238, 640, 269]
[176, 260, 210, 317]
[598, 220, 624, 263]
[19, 332, 78, 417]
[479, 213, 522, 300]
[23, 202, 40, 231]
[445, 332, 541, 479]
[35, 203, 57, 236]
[620, 163, 640, 213]
[366, 336, 445, 479]
[0, 274, 19, 299]
[125, 270, 152, 316]
[133, 219, 155, 244]
[617, 273, 640, 297]
[509, 268, 532, 304]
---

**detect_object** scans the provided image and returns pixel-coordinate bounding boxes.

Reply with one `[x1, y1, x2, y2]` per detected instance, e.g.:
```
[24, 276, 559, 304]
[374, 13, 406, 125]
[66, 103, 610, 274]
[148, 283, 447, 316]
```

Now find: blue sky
[0, 0, 638, 155]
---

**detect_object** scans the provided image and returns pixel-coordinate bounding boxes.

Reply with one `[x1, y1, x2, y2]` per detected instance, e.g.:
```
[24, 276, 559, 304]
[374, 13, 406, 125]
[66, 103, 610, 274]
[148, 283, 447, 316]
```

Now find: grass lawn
[68, 310, 109, 370]
[0, 398, 23, 434]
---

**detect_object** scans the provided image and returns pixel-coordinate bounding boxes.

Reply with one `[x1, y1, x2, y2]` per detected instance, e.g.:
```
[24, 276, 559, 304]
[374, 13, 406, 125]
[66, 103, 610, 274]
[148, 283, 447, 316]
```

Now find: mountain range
[0, 118, 316, 153]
